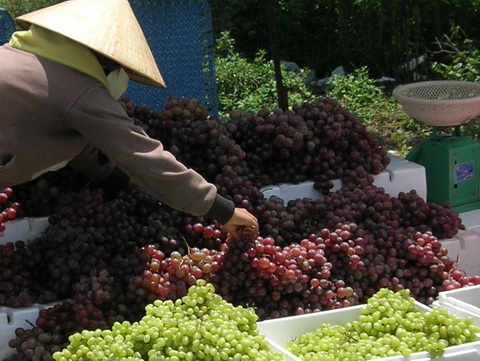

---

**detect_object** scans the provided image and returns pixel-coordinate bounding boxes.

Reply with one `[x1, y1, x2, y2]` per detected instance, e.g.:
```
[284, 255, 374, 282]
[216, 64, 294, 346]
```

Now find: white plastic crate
[0, 304, 55, 359]
[431, 208, 480, 276]
[457, 209, 480, 232]
[433, 299, 480, 328]
[261, 180, 340, 201]
[257, 302, 480, 361]
[260, 155, 427, 202]
[0, 217, 49, 243]
[375, 155, 427, 200]
[442, 229, 480, 277]
[434, 285, 480, 327]
[438, 285, 480, 305]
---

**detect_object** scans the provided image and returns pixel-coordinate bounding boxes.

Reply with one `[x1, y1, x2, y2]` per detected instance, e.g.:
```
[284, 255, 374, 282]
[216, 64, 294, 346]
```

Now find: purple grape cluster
[10, 167, 88, 218]
[224, 98, 390, 192]
[0, 241, 56, 307]
[139, 96, 391, 207]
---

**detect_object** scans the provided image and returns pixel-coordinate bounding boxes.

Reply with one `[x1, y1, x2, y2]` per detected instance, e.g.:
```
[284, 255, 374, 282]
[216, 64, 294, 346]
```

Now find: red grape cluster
[7, 295, 126, 361]
[2, 187, 180, 361]
[0, 187, 20, 232]
[208, 221, 477, 319]
[1, 187, 476, 361]
[147, 97, 229, 179]
[137, 96, 392, 211]
[140, 242, 227, 302]
[144, 96, 265, 211]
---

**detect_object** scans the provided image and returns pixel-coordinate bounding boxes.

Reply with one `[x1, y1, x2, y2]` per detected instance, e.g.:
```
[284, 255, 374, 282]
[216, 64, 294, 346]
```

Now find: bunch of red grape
[0, 187, 20, 232]
[208, 223, 479, 320]
[7, 297, 126, 361]
[140, 242, 227, 301]
[248, 184, 464, 248]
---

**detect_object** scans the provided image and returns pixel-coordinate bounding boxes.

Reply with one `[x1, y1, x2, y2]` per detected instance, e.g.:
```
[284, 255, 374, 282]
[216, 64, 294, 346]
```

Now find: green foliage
[430, 35, 480, 83]
[214, 31, 315, 116]
[326, 67, 385, 126]
[428, 33, 480, 141]
[326, 67, 428, 156]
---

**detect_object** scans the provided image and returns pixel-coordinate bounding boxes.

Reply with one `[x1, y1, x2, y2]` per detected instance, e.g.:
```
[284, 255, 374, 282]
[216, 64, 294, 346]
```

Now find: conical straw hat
[15, 0, 166, 89]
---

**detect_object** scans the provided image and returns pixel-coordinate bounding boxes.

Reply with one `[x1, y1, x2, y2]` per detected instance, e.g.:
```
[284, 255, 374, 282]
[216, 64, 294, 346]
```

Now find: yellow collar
[9, 25, 109, 90]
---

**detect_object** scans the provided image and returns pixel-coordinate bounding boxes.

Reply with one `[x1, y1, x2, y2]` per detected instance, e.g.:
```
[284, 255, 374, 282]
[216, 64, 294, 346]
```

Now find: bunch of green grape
[52, 279, 283, 361]
[287, 288, 480, 361]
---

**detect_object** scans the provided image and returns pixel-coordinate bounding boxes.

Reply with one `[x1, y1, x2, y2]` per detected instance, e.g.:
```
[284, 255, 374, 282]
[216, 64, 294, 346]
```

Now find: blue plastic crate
[127, 0, 218, 116]
[0, 8, 15, 45]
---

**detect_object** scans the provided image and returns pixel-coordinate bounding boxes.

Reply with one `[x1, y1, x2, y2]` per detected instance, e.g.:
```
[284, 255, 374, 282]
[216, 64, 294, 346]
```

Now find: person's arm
[69, 141, 259, 239]
[67, 86, 214, 216]
[66, 84, 258, 238]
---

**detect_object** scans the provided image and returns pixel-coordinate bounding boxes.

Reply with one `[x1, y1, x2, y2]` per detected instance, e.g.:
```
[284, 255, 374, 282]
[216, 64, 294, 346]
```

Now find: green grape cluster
[287, 288, 480, 361]
[52, 279, 283, 361]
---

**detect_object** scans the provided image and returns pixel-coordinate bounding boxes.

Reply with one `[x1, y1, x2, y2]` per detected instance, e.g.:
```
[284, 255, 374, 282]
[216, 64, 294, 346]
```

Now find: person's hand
[223, 207, 258, 241]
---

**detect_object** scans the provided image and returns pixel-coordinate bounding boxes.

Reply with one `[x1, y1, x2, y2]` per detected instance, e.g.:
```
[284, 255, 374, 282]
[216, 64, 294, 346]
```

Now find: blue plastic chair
[127, 0, 218, 116]
[0, 8, 15, 45]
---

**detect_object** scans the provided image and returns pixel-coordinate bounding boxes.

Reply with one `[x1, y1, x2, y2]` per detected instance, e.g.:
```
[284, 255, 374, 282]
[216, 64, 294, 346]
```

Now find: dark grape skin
[2, 95, 477, 361]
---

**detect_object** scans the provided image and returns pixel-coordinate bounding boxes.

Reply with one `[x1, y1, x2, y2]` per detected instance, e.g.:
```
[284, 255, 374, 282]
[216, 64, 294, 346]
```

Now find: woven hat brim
[15, 0, 166, 89]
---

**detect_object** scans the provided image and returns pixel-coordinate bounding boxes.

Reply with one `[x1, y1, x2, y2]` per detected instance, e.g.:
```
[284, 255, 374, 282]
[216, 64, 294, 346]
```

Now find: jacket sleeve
[65, 83, 234, 220]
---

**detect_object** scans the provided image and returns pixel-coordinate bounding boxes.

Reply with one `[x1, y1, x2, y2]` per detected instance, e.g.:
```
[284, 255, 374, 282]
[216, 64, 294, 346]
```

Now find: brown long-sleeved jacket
[0, 44, 234, 222]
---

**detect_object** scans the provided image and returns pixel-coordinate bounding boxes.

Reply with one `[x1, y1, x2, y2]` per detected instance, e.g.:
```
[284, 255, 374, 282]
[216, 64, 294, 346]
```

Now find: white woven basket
[393, 80, 480, 126]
